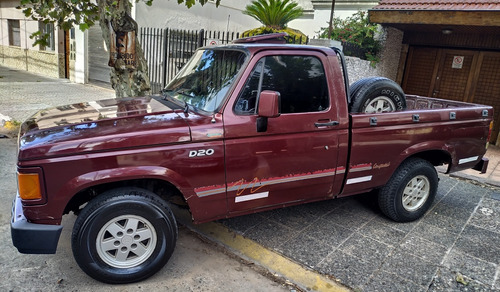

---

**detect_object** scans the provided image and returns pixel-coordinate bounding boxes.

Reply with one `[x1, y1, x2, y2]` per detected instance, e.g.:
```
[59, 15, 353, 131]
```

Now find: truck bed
[405, 95, 489, 110]
[340, 94, 492, 197]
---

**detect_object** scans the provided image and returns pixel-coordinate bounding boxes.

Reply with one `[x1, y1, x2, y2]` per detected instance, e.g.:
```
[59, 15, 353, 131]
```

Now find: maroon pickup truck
[11, 34, 492, 283]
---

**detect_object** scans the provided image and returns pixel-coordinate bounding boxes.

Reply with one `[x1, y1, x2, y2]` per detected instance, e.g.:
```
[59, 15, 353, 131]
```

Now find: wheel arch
[62, 168, 191, 217]
[407, 149, 452, 168]
[377, 148, 450, 190]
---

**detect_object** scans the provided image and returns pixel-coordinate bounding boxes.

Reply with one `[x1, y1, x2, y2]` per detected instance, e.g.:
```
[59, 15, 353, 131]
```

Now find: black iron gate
[139, 28, 241, 94]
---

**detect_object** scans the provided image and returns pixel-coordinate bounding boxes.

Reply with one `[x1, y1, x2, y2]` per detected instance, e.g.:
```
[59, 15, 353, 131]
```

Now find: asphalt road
[0, 138, 290, 292]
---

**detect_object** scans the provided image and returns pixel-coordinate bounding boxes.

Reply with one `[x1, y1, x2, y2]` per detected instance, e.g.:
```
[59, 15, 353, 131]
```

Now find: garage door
[403, 47, 500, 143]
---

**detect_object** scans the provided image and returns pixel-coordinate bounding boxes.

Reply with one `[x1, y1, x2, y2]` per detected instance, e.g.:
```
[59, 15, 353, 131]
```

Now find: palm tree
[242, 0, 306, 42]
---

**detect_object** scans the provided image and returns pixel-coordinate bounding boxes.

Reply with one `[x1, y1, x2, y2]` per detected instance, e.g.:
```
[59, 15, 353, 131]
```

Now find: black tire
[349, 77, 406, 113]
[71, 187, 177, 284]
[378, 158, 438, 222]
[349, 77, 372, 98]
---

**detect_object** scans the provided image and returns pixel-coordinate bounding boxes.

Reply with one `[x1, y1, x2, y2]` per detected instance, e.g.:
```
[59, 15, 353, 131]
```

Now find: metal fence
[139, 27, 311, 94]
[139, 28, 242, 94]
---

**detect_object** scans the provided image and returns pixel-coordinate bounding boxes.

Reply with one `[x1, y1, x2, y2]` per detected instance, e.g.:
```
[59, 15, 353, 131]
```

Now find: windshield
[164, 49, 247, 113]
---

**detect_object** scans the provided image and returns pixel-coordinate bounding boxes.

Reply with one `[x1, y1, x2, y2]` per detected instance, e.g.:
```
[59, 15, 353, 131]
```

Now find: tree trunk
[98, 0, 151, 98]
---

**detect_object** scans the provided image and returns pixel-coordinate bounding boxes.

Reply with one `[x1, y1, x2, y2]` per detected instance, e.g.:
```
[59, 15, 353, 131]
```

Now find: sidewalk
[1, 65, 499, 291]
[451, 145, 500, 188]
[0, 66, 114, 126]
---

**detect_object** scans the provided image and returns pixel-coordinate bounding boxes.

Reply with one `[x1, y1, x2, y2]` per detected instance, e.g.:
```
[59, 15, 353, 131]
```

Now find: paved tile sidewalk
[220, 175, 500, 291]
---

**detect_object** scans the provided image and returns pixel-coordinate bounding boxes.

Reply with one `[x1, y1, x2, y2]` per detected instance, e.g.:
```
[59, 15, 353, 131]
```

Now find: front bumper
[11, 194, 62, 254]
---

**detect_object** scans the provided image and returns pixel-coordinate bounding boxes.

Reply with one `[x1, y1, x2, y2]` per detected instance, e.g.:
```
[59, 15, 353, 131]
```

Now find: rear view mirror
[258, 91, 281, 118]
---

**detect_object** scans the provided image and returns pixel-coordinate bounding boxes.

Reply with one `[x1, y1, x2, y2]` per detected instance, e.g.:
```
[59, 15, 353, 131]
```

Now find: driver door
[223, 51, 343, 214]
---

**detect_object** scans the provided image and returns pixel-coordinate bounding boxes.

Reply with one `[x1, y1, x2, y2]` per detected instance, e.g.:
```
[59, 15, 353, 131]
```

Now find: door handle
[314, 121, 339, 127]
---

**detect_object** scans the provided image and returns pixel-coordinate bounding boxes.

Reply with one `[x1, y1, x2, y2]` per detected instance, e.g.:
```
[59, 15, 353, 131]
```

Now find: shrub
[241, 27, 308, 44]
[319, 11, 381, 63]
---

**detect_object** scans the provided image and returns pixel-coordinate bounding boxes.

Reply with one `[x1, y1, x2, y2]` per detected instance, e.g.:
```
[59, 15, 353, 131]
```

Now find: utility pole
[328, 0, 336, 39]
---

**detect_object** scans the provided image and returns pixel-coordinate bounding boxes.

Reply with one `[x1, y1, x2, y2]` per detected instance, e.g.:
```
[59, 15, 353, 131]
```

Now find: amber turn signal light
[18, 173, 42, 200]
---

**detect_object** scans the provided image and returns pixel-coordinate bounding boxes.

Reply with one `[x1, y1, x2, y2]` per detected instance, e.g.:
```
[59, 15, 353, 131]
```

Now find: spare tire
[349, 77, 406, 113]
[349, 77, 371, 98]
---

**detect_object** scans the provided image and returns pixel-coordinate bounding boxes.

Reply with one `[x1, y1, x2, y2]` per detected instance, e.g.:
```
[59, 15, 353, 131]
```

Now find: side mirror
[256, 90, 280, 133]
[258, 90, 280, 118]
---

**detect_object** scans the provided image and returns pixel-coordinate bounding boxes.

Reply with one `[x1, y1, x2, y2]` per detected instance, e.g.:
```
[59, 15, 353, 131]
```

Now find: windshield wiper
[175, 90, 192, 113]
[161, 89, 188, 112]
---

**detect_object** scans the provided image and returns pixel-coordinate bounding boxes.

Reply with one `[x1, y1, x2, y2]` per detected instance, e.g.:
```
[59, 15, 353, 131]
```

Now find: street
[0, 138, 290, 292]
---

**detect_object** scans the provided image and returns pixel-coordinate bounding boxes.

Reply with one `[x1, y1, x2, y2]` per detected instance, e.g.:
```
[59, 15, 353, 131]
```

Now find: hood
[18, 96, 191, 161]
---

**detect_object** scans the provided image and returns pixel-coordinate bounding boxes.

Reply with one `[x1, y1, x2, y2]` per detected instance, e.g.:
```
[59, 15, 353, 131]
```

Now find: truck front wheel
[378, 158, 438, 222]
[71, 187, 177, 284]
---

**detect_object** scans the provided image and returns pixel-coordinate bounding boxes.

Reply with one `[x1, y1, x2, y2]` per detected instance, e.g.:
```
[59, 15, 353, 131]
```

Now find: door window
[235, 55, 329, 115]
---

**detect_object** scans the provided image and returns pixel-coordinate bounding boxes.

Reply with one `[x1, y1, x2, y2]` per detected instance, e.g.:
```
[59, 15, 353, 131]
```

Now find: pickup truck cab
[11, 33, 492, 283]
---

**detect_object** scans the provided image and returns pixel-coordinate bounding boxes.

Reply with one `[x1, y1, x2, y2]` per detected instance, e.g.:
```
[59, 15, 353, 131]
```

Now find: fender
[46, 166, 194, 222]
[390, 141, 453, 179]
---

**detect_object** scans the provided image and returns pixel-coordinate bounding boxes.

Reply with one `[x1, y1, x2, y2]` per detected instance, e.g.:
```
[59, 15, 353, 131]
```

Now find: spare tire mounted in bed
[349, 77, 406, 113]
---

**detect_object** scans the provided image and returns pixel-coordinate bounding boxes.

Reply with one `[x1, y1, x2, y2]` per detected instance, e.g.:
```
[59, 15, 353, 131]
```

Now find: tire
[349, 77, 406, 113]
[378, 158, 438, 222]
[71, 187, 177, 284]
[349, 77, 371, 98]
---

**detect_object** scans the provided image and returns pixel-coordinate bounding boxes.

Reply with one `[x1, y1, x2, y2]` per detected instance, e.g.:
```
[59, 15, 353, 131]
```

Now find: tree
[241, 0, 306, 43]
[17, 0, 220, 98]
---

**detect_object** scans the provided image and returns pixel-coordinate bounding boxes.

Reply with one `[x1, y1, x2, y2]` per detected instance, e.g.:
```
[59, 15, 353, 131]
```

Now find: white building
[0, 0, 67, 78]
[134, 0, 378, 37]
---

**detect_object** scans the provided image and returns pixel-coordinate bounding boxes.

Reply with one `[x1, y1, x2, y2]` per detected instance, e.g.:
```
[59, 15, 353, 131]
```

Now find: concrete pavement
[1, 65, 499, 291]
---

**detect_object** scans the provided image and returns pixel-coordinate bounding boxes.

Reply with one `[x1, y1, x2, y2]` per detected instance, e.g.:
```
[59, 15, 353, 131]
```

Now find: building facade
[369, 0, 500, 143]
[0, 0, 69, 78]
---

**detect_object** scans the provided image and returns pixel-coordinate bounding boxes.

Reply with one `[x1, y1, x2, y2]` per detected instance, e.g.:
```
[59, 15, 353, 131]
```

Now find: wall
[341, 27, 403, 84]
[134, 1, 260, 34]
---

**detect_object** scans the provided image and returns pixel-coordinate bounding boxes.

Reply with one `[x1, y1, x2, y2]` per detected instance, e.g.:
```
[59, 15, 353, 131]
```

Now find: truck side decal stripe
[194, 169, 338, 198]
[196, 187, 227, 197]
[235, 191, 269, 203]
[459, 156, 479, 164]
[349, 163, 373, 172]
[346, 175, 372, 185]
[227, 170, 337, 193]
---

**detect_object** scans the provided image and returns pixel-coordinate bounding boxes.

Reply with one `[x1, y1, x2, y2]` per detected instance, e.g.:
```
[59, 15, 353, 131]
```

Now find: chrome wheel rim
[364, 96, 396, 113]
[96, 215, 157, 268]
[402, 175, 430, 212]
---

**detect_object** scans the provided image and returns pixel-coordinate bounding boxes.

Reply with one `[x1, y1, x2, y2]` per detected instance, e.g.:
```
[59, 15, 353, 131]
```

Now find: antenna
[226, 14, 230, 36]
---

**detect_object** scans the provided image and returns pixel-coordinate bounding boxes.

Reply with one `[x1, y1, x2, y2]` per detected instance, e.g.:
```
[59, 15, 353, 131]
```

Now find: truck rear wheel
[71, 187, 177, 284]
[349, 77, 406, 113]
[378, 158, 437, 222]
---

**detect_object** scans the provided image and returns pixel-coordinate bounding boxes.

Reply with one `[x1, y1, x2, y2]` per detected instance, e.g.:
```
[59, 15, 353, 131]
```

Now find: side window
[235, 55, 329, 115]
[235, 59, 263, 115]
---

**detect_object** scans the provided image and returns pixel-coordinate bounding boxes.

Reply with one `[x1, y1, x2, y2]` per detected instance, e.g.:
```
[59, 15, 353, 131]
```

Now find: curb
[0, 120, 20, 139]
[171, 205, 350, 292]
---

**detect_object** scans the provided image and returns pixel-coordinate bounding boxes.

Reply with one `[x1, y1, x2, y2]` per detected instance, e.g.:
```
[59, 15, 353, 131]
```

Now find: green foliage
[319, 11, 381, 63]
[241, 27, 307, 44]
[243, 0, 303, 30]
[178, 0, 221, 8]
